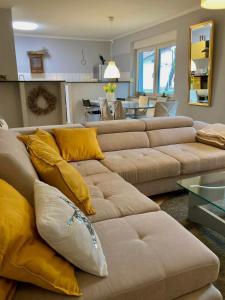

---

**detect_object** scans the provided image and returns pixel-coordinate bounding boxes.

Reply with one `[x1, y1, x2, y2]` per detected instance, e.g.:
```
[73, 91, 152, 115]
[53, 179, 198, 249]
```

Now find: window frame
[136, 41, 176, 97]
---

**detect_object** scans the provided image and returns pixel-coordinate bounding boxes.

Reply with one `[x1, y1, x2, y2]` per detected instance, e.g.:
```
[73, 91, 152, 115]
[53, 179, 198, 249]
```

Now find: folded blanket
[197, 123, 225, 149]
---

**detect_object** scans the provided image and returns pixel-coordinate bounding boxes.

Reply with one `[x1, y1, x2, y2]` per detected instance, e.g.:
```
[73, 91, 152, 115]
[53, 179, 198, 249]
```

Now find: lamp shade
[201, 0, 225, 9]
[104, 61, 120, 79]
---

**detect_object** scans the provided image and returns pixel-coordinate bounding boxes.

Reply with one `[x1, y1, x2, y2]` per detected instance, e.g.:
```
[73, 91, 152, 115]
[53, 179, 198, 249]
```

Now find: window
[137, 50, 155, 94]
[137, 43, 176, 96]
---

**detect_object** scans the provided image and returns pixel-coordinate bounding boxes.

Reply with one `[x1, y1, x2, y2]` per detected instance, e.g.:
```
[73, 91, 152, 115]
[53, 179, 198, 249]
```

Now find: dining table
[122, 101, 155, 118]
[90, 99, 155, 119]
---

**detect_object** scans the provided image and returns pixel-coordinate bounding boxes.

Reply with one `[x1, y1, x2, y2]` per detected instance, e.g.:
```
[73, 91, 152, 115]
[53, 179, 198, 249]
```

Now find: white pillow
[34, 180, 108, 277]
[0, 119, 8, 129]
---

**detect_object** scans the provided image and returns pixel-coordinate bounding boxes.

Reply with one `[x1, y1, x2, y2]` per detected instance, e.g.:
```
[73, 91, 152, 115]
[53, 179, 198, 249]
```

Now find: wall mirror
[188, 20, 214, 106]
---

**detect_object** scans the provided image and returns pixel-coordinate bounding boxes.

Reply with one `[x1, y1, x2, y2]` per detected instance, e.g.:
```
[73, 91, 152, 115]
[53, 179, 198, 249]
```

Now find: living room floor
[152, 191, 225, 297]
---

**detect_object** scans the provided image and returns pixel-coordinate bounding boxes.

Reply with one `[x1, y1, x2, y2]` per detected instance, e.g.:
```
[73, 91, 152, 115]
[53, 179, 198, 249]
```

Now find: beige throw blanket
[197, 123, 225, 149]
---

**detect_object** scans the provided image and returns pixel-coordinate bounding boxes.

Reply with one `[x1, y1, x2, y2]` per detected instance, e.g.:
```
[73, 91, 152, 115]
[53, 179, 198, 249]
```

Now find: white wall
[0, 81, 66, 128]
[0, 8, 18, 80]
[19, 82, 66, 127]
[112, 9, 225, 124]
[67, 82, 130, 123]
[0, 83, 23, 127]
[14, 36, 110, 81]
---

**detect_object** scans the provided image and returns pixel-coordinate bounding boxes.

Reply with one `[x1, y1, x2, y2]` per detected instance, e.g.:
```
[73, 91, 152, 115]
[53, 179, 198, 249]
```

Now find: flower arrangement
[103, 83, 117, 94]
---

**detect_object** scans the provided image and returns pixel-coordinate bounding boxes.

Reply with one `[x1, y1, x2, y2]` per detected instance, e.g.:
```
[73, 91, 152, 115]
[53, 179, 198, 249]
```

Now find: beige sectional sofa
[0, 116, 223, 299]
[86, 117, 225, 196]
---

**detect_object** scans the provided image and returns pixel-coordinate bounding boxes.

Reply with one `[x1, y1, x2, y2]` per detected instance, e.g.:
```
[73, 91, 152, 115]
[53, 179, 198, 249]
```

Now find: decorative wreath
[27, 86, 57, 115]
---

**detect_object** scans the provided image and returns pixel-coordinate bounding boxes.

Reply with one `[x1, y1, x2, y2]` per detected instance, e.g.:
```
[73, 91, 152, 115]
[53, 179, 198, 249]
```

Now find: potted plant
[103, 83, 117, 101]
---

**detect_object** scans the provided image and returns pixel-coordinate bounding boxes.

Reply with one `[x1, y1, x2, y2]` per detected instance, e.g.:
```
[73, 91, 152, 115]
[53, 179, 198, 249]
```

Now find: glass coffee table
[178, 172, 225, 236]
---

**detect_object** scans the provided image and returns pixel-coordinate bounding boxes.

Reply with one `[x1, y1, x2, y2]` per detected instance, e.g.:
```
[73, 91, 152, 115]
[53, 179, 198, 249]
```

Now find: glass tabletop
[90, 100, 155, 109]
[177, 171, 225, 213]
[122, 102, 155, 109]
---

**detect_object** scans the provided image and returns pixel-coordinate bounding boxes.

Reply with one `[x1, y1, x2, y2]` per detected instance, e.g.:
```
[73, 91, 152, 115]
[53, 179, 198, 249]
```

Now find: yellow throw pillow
[53, 127, 104, 161]
[22, 136, 95, 215]
[0, 278, 17, 300]
[0, 179, 81, 296]
[18, 128, 60, 153]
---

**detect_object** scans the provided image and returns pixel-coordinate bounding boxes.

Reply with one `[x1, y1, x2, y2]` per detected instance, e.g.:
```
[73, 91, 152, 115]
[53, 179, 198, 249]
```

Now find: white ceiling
[0, 0, 201, 40]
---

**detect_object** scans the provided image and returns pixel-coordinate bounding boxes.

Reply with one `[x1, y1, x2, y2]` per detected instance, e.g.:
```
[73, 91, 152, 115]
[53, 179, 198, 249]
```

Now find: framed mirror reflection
[188, 20, 214, 106]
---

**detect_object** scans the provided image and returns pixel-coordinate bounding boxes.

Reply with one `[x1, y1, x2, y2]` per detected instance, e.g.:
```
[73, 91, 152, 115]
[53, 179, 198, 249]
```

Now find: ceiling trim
[113, 5, 201, 40]
[133, 30, 177, 49]
[14, 32, 111, 42]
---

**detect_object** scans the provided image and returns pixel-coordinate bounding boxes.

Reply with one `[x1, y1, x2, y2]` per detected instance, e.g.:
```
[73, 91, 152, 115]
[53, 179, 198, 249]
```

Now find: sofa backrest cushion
[85, 119, 145, 134]
[193, 120, 208, 131]
[85, 120, 149, 152]
[0, 129, 38, 202]
[14, 123, 83, 135]
[98, 132, 150, 152]
[144, 116, 194, 130]
[147, 127, 196, 147]
[145, 116, 196, 147]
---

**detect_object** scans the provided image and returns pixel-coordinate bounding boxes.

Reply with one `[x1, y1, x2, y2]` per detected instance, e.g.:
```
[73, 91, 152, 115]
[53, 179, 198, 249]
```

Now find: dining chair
[112, 100, 125, 120]
[133, 95, 149, 118]
[82, 99, 101, 122]
[156, 96, 168, 102]
[100, 99, 113, 121]
[154, 101, 177, 117]
[139, 96, 149, 107]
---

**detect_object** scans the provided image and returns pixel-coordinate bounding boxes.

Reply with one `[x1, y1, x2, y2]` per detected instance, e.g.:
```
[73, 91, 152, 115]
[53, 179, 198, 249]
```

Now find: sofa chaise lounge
[0, 116, 223, 300]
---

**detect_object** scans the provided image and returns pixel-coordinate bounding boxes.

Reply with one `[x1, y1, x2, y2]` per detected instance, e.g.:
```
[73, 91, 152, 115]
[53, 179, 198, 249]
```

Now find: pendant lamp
[104, 17, 120, 79]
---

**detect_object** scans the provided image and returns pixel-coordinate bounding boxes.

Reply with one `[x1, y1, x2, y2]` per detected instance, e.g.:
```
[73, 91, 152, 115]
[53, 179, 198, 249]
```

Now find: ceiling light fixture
[201, 0, 225, 9]
[104, 16, 120, 79]
[13, 21, 38, 31]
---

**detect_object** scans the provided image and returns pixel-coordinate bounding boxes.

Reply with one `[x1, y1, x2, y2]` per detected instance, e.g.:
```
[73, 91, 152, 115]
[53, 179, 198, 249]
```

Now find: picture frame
[28, 52, 44, 73]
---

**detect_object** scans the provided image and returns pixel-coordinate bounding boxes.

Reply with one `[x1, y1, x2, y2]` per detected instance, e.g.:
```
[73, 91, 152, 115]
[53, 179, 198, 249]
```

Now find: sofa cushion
[22, 136, 95, 215]
[70, 160, 110, 177]
[85, 119, 149, 152]
[34, 180, 108, 277]
[13, 211, 219, 300]
[82, 172, 159, 223]
[12, 123, 84, 134]
[53, 127, 104, 161]
[0, 179, 80, 296]
[18, 128, 60, 153]
[144, 116, 194, 131]
[147, 127, 196, 147]
[0, 119, 8, 129]
[97, 132, 150, 152]
[85, 119, 146, 134]
[101, 148, 180, 185]
[0, 129, 38, 202]
[156, 142, 225, 175]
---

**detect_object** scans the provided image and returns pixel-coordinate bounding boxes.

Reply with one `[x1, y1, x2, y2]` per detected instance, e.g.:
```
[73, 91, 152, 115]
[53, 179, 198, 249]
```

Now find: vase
[106, 92, 115, 102]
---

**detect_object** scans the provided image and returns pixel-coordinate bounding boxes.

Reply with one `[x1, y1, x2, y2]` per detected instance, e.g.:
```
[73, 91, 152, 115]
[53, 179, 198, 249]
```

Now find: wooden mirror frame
[27, 51, 45, 74]
[188, 20, 214, 107]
